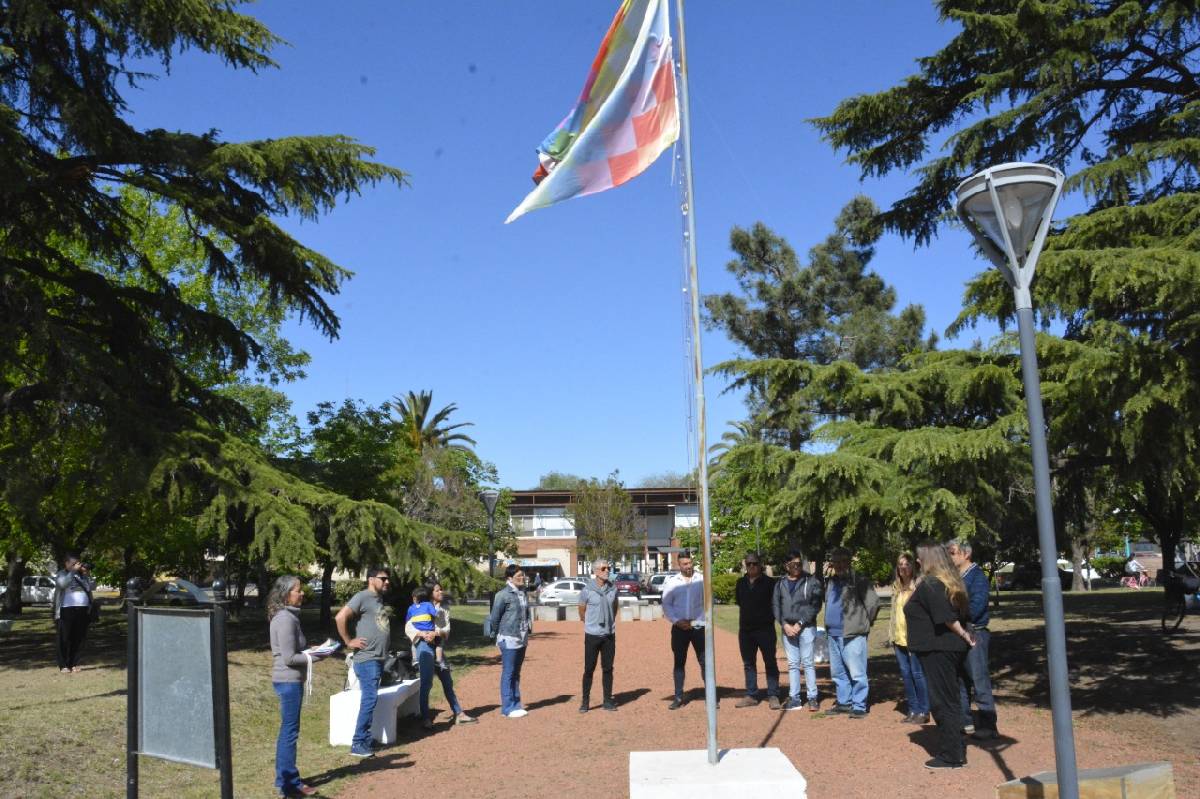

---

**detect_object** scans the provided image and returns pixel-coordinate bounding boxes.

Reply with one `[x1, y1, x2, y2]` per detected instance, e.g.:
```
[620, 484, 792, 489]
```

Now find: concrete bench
[329, 678, 420, 747]
[996, 761, 1174, 799]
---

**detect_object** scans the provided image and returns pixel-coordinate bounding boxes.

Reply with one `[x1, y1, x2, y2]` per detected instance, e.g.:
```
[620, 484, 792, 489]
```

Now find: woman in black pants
[904, 541, 976, 769]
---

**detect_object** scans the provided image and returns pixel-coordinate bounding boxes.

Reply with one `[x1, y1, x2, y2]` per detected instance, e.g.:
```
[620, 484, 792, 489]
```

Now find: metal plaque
[137, 608, 216, 768]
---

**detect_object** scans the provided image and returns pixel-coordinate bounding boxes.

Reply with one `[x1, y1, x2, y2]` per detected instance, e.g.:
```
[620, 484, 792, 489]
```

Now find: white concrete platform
[329, 679, 420, 746]
[629, 748, 807, 799]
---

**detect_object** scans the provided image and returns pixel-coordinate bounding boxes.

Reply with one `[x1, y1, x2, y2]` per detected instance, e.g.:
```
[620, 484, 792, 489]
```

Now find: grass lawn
[0, 602, 496, 799]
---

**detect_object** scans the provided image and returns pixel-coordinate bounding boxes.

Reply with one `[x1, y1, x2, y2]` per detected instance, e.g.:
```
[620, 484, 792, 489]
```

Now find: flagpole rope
[673, 0, 719, 766]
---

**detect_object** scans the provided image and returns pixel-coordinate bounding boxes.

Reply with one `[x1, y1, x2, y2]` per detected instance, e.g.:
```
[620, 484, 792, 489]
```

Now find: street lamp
[478, 488, 501, 580]
[956, 162, 1079, 799]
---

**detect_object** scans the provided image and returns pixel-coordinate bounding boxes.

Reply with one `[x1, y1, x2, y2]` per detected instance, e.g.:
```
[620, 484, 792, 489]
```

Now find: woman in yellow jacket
[890, 553, 929, 724]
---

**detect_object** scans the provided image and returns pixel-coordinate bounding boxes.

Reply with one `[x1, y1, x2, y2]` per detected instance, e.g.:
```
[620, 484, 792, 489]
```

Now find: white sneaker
[506, 708, 528, 718]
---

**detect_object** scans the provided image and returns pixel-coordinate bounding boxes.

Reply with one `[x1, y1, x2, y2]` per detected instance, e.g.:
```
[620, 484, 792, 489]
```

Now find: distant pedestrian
[406, 582, 477, 729]
[661, 552, 707, 709]
[268, 575, 329, 797]
[890, 552, 930, 724]
[773, 549, 823, 711]
[735, 552, 780, 709]
[948, 539, 997, 739]
[53, 553, 94, 673]
[577, 558, 619, 712]
[823, 546, 880, 718]
[335, 566, 393, 758]
[487, 565, 531, 718]
[905, 541, 976, 770]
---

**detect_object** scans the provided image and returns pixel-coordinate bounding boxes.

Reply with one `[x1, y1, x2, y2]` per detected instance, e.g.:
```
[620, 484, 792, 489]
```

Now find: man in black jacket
[773, 549, 823, 711]
[734, 552, 780, 708]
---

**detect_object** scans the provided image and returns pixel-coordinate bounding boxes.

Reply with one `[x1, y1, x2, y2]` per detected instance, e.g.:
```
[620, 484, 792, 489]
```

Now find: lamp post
[956, 162, 1079, 799]
[479, 488, 501, 580]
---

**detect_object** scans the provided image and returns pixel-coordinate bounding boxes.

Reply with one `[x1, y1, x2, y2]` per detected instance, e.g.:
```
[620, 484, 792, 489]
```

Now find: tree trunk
[320, 562, 335, 634]
[3, 552, 25, 616]
[1070, 537, 1089, 591]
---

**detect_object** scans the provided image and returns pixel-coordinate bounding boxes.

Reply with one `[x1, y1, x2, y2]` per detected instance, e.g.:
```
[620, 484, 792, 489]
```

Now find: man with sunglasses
[734, 552, 781, 708]
[336, 566, 393, 757]
[577, 558, 620, 712]
[773, 549, 823, 711]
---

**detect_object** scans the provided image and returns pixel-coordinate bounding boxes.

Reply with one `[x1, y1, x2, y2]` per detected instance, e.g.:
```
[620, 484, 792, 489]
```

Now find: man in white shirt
[661, 552, 707, 709]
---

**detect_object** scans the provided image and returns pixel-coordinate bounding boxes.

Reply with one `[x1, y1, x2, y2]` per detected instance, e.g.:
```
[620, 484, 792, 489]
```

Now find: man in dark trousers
[577, 558, 619, 712]
[949, 539, 997, 738]
[735, 552, 780, 708]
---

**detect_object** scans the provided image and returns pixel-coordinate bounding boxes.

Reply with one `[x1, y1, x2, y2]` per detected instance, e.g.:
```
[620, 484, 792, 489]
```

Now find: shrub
[1091, 555, 1127, 579]
[711, 572, 740, 604]
[333, 579, 362, 605]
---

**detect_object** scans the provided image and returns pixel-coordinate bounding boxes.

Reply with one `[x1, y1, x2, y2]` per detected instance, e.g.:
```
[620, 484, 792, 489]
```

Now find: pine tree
[813, 0, 1200, 565]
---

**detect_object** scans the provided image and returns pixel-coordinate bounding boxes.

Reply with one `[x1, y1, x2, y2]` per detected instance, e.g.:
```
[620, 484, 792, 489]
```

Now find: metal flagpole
[673, 0, 718, 766]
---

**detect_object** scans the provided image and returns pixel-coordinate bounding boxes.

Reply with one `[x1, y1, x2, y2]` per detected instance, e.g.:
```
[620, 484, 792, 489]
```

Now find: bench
[329, 678, 421, 746]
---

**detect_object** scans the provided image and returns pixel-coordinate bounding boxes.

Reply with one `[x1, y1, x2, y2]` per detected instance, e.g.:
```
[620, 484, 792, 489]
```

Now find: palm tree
[708, 419, 759, 471]
[389, 390, 476, 453]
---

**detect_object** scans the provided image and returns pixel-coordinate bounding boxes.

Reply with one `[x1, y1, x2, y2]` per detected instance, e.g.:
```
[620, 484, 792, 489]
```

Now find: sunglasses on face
[745, 561, 761, 567]
[787, 561, 802, 567]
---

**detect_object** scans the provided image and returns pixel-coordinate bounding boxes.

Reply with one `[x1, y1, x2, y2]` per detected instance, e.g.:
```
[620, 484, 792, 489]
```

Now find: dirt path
[341, 620, 1194, 798]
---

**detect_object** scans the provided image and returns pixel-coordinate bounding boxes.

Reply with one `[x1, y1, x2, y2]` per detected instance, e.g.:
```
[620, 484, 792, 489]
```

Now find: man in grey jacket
[773, 549, 823, 711]
[577, 558, 619, 712]
[824, 547, 880, 718]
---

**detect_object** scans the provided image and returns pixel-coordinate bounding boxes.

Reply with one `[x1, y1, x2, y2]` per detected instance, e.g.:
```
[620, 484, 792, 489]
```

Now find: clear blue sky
[126, 1, 1015, 490]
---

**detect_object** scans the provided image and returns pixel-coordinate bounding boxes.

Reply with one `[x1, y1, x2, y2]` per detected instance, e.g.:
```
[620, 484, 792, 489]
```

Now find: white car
[0, 575, 56, 605]
[538, 579, 586, 605]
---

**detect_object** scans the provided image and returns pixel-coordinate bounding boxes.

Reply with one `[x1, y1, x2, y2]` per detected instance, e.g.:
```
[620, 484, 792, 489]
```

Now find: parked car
[613, 572, 641, 598]
[995, 562, 1072, 591]
[642, 571, 679, 603]
[141, 579, 215, 606]
[538, 579, 586, 606]
[0, 575, 56, 606]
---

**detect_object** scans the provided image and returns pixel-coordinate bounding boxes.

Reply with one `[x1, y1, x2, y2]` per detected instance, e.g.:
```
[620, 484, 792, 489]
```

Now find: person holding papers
[268, 575, 333, 798]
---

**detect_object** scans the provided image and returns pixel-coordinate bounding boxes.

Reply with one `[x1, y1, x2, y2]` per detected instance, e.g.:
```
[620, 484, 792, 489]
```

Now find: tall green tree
[1, 0, 405, 555]
[389, 390, 477, 454]
[705, 197, 933, 450]
[814, 0, 1200, 567]
[567, 472, 640, 563]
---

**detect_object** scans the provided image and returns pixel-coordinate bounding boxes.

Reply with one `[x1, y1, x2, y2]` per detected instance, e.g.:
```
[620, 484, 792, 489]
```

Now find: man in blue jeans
[336, 566, 393, 757]
[773, 549, 823, 711]
[824, 547, 879, 718]
[949, 539, 998, 739]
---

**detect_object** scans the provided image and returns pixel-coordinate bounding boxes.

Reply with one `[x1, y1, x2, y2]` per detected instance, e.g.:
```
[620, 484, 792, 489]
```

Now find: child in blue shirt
[406, 587, 446, 670]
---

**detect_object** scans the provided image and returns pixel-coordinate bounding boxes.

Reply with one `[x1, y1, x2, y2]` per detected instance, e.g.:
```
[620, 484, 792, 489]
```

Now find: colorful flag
[505, 0, 678, 223]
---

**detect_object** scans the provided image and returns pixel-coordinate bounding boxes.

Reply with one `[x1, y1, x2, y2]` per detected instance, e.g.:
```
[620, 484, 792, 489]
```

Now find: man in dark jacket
[824, 547, 880, 718]
[949, 539, 997, 738]
[773, 549, 823, 711]
[734, 552, 780, 708]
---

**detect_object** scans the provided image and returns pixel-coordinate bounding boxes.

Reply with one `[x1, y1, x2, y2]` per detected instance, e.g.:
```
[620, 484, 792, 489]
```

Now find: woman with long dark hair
[890, 552, 929, 724]
[268, 576, 324, 797]
[904, 542, 976, 770]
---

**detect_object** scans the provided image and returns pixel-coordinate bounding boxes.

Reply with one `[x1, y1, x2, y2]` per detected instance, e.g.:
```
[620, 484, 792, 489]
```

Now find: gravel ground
[342, 619, 1195, 798]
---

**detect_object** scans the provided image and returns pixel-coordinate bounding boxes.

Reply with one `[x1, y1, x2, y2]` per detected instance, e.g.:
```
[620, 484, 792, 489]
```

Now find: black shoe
[602, 700, 617, 711]
[907, 713, 929, 725]
[668, 698, 683, 710]
[829, 703, 852, 714]
[849, 708, 867, 719]
[971, 727, 997, 740]
[924, 757, 965, 770]
[578, 703, 589, 713]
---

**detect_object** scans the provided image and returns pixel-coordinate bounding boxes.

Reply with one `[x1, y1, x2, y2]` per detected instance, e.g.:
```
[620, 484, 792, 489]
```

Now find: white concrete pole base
[629, 748, 807, 798]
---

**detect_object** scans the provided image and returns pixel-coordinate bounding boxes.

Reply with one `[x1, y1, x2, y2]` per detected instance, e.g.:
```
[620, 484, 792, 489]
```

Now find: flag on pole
[505, 0, 678, 223]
